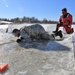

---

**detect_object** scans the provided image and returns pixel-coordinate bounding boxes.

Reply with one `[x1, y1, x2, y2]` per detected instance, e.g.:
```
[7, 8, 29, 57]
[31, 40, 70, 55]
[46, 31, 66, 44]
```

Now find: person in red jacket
[53, 8, 74, 38]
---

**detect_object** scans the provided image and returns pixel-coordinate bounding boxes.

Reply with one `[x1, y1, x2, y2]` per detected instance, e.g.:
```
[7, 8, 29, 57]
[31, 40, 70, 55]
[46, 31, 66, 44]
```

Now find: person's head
[62, 8, 67, 15]
[12, 29, 20, 37]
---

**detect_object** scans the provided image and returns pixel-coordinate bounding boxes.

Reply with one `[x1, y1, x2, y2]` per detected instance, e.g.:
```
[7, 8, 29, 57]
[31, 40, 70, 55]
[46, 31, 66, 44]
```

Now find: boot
[55, 30, 63, 38]
[53, 28, 58, 33]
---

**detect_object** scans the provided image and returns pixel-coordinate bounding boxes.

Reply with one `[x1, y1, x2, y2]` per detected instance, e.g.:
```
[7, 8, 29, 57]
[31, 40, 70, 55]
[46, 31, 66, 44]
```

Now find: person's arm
[58, 17, 63, 25]
[20, 29, 32, 43]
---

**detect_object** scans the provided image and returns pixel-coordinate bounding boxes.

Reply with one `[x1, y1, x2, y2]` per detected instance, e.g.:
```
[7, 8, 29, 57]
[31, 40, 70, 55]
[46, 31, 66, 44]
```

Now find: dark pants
[56, 24, 74, 34]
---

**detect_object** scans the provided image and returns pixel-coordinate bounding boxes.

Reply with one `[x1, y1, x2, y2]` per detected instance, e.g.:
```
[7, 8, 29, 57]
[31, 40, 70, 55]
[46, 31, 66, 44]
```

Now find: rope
[0, 41, 16, 45]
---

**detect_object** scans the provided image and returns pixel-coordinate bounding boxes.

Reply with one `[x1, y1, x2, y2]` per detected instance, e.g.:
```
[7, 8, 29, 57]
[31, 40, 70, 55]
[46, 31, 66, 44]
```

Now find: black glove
[20, 37, 24, 40]
[16, 39, 22, 43]
[59, 20, 63, 25]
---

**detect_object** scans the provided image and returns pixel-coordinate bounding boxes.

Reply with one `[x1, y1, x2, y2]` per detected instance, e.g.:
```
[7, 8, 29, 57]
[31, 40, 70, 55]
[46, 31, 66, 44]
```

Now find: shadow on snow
[19, 40, 70, 51]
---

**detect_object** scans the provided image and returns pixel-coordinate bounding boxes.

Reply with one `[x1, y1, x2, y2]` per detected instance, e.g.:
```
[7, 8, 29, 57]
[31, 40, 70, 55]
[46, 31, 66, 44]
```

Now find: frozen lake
[0, 23, 75, 75]
[0, 25, 8, 28]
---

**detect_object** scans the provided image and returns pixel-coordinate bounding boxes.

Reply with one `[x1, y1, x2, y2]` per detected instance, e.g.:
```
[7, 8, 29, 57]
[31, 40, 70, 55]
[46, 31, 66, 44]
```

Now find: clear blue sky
[0, 0, 75, 21]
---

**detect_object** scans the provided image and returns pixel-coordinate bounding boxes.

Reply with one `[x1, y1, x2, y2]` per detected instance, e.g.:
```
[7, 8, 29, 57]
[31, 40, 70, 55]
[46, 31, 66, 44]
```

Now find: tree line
[0, 17, 58, 24]
[0, 16, 75, 24]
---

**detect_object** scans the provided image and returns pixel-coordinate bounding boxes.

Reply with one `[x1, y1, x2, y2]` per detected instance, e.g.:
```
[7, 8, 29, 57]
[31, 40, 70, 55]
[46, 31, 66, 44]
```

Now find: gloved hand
[16, 39, 22, 43]
[58, 20, 63, 25]
[20, 37, 24, 40]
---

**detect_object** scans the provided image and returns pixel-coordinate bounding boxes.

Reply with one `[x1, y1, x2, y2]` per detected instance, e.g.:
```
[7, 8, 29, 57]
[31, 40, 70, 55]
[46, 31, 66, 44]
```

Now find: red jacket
[59, 13, 74, 34]
[59, 13, 72, 27]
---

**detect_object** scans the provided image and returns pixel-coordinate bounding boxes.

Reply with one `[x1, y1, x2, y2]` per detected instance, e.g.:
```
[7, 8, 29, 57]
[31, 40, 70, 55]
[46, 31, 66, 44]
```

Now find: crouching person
[12, 24, 51, 43]
[53, 8, 74, 38]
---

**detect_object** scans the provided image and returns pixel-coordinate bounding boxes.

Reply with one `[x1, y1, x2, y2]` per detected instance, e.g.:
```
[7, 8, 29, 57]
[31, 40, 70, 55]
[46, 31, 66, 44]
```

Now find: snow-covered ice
[0, 24, 75, 75]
